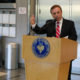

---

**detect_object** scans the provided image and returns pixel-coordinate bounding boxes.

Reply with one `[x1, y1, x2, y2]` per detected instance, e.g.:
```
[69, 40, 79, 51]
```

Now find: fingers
[30, 15, 35, 25]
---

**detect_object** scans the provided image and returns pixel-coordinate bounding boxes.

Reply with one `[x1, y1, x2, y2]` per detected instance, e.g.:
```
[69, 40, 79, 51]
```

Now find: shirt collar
[56, 18, 63, 24]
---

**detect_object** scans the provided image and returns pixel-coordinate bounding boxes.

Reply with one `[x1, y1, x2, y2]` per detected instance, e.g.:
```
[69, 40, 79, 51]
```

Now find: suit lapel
[54, 20, 56, 36]
[60, 19, 66, 36]
[52, 19, 56, 32]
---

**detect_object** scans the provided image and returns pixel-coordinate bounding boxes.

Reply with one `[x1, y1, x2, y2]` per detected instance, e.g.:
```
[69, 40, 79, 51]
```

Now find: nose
[55, 13, 58, 19]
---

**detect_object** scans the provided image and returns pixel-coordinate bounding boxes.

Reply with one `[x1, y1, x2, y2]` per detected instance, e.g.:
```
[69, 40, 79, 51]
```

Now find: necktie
[56, 21, 60, 38]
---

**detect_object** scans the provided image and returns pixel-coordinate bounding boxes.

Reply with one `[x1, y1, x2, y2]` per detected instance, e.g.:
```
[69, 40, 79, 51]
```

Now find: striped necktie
[56, 21, 60, 38]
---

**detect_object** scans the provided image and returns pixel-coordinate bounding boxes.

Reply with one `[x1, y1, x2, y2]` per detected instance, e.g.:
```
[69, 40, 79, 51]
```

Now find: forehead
[52, 7, 61, 12]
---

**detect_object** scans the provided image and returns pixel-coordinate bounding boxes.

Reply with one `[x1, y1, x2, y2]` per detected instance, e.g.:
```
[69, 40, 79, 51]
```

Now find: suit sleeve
[68, 22, 77, 41]
[31, 20, 54, 34]
[31, 23, 47, 34]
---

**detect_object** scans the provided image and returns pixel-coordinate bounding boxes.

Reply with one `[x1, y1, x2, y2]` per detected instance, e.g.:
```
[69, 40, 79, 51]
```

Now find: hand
[30, 15, 35, 25]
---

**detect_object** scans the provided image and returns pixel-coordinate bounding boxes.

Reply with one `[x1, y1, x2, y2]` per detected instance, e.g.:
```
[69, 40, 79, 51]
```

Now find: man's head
[50, 5, 62, 21]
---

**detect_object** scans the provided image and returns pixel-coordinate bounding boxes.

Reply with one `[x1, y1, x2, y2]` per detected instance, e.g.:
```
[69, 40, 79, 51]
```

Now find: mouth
[55, 17, 61, 21]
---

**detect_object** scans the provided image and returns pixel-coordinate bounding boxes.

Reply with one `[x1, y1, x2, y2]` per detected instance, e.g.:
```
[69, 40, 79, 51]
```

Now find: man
[30, 4, 77, 80]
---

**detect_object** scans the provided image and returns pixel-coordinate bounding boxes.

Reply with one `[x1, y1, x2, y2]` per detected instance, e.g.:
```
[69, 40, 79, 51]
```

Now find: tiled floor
[0, 68, 80, 80]
[0, 68, 25, 80]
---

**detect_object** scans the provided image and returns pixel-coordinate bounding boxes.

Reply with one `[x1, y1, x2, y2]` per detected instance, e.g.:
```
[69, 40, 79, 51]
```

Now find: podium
[22, 35, 77, 80]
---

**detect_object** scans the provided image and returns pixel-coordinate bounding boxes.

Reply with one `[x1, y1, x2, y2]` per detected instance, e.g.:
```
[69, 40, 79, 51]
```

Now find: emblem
[32, 38, 50, 58]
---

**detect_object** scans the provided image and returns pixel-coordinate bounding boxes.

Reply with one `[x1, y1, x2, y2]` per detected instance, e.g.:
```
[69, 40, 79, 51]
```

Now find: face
[51, 7, 62, 21]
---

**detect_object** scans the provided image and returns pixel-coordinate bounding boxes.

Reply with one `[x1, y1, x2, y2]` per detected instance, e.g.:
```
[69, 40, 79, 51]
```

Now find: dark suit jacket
[32, 18, 77, 41]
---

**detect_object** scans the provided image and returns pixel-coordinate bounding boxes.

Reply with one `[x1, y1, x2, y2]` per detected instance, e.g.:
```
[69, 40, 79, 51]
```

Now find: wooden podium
[22, 35, 77, 80]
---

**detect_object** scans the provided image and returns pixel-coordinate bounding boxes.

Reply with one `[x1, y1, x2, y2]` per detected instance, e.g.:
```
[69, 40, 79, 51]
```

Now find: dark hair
[50, 5, 62, 13]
